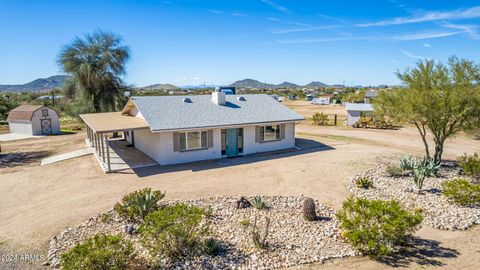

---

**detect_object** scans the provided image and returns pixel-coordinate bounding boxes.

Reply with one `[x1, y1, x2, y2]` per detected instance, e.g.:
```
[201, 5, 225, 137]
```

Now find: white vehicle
[311, 97, 330, 105]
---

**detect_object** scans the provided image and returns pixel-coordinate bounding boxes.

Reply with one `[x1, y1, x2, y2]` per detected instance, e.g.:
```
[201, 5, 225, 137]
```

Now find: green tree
[0, 95, 18, 121]
[374, 57, 480, 164]
[58, 30, 130, 113]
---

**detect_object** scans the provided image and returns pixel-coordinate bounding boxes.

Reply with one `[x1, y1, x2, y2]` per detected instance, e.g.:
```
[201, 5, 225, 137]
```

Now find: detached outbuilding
[7, 105, 60, 135]
[345, 103, 373, 126]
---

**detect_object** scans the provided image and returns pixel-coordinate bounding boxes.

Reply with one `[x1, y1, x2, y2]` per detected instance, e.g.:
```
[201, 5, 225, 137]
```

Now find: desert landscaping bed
[346, 163, 480, 230]
[47, 196, 356, 269]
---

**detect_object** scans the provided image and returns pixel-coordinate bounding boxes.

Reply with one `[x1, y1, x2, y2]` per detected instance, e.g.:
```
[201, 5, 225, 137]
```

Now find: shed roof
[345, 103, 373, 112]
[127, 94, 304, 132]
[7, 105, 45, 121]
[79, 112, 149, 133]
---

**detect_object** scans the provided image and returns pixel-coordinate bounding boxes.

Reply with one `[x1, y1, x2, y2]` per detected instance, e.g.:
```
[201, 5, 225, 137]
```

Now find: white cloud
[276, 37, 353, 44]
[230, 12, 249, 17]
[271, 25, 341, 34]
[267, 17, 311, 27]
[260, 0, 292, 14]
[210, 10, 223, 14]
[392, 31, 458, 40]
[423, 43, 431, 47]
[440, 22, 480, 39]
[358, 5, 480, 27]
[401, 49, 429, 60]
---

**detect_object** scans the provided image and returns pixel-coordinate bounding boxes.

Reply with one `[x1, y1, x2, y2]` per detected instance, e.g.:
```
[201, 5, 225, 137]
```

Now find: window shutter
[207, 130, 213, 148]
[255, 126, 261, 143]
[173, 132, 180, 152]
[280, 124, 285, 140]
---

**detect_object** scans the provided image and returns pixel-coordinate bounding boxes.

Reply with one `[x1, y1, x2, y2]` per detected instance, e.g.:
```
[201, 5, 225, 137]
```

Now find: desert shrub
[240, 219, 251, 228]
[400, 156, 439, 190]
[203, 238, 221, 256]
[99, 213, 113, 223]
[399, 156, 416, 171]
[457, 153, 480, 180]
[312, 112, 329, 125]
[61, 234, 134, 270]
[139, 203, 207, 261]
[302, 197, 317, 221]
[442, 178, 480, 206]
[336, 197, 423, 257]
[114, 188, 165, 222]
[252, 195, 266, 210]
[386, 165, 404, 177]
[252, 215, 270, 249]
[356, 176, 374, 189]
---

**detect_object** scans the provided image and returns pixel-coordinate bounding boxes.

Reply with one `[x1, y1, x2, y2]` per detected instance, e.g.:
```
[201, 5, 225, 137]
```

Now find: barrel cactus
[303, 197, 316, 221]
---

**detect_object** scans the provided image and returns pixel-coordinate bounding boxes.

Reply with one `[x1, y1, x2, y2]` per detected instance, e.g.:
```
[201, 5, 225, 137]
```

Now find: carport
[79, 112, 156, 172]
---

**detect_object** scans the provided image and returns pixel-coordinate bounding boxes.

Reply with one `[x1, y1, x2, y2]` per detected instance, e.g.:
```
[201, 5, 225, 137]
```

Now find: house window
[42, 109, 49, 117]
[179, 131, 207, 150]
[262, 125, 280, 141]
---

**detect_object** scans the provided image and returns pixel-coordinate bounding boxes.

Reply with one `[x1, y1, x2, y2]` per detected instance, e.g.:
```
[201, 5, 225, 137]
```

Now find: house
[7, 105, 60, 135]
[305, 94, 314, 101]
[80, 92, 304, 172]
[345, 103, 373, 126]
[364, 90, 378, 103]
[311, 97, 330, 105]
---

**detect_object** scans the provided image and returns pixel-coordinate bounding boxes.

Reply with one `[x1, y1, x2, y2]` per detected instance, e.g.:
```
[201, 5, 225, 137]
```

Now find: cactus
[252, 214, 270, 249]
[303, 197, 316, 221]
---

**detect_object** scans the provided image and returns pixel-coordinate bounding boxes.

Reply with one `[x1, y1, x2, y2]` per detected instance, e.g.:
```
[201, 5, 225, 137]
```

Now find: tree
[58, 30, 130, 113]
[0, 95, 18, 121]
[374, 57, 480, 164]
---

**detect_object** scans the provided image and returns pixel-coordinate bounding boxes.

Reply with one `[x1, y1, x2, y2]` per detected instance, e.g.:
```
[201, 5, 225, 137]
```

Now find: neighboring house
[80, 92, 304, 171]
[7, 105, 60, 135]
[311, 97, 330, 105]
[345, 103, 373, 126]
[364, 90, 378, 104]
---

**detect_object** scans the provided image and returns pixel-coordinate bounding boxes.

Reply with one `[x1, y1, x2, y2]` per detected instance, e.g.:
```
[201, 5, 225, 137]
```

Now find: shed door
[40, 119, 52, 134]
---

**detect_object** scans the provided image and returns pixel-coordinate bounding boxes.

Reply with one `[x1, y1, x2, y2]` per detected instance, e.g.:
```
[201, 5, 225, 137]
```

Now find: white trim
[179, 130, 207, 151]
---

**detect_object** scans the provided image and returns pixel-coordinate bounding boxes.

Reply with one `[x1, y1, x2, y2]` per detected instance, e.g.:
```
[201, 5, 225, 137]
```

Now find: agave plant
[114, 188, 165, 222]
[252, 196, 266, 210]
[402, 156, 440, 192]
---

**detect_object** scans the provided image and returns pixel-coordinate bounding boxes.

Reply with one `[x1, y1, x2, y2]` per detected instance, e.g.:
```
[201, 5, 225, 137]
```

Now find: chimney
[212, 90, 226, 105]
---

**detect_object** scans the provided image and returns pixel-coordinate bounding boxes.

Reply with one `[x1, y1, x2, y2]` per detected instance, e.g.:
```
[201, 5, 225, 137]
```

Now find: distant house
[364, 90, 378, 103]
[7, 105, 60, 135]
[80, 91, 304, 171]
[345, 103, 373, 126]
[311, 97, 330, 105]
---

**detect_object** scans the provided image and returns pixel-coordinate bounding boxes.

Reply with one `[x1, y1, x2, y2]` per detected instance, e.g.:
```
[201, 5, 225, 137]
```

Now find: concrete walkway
[40, 148, 94, 166]
[0, 133, 44, 142]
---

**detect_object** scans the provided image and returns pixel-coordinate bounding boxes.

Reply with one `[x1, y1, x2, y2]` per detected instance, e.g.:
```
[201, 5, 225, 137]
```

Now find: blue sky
[0, 0, 479, 86]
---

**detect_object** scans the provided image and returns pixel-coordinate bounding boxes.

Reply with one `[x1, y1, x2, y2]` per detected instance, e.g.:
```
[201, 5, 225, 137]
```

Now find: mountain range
[0, 76, 385, 92]
[0, 75, 70, 92]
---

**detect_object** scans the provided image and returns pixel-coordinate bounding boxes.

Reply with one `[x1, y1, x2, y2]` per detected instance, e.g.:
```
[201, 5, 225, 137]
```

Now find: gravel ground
[346, 163, 480, 230]
[47, 196, 356, 269]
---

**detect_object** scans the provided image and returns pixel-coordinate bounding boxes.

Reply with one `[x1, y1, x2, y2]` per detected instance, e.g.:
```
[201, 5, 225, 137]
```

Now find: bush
[336, 197, 423, 257]
[385, 165, 404, 177]
[139, 203, 207, 261]
[457, 153, 480, 180]
[252, 195, 266, 210]
[114, 188, 165, 222]
[399, 156, 439, 190]
[61, 234, 134, 270]
[442, 178, 480, 206]
[240, 219, 251, 228]
[356, 177, 374, 189]
[203, 238, 221, 256]
[312, 112, 329, 125]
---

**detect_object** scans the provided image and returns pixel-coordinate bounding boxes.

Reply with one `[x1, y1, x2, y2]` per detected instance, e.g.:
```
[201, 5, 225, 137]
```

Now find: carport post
[105, 135, 111, 172]
[100, 133, 106, 163]
[95, 132, 100, 155]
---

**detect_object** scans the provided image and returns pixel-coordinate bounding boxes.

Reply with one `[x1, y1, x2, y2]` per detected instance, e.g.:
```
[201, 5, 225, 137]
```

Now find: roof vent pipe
[212, 91, 226, 105]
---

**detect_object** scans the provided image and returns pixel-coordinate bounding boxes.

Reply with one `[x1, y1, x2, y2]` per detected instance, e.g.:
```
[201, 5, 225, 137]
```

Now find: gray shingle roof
[130, 94, 304, 131]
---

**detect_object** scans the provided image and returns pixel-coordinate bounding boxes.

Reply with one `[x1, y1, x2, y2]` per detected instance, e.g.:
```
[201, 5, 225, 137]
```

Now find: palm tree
[58, 30, 130, 113]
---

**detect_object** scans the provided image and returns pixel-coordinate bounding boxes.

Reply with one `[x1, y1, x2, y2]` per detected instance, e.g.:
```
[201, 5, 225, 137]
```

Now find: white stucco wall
[347, 110, 361, 126]
[132, 122, 296, 165]
[243, 122, 296, 155]
[133, 128, 222, 165]
[8, 121, 33, 135]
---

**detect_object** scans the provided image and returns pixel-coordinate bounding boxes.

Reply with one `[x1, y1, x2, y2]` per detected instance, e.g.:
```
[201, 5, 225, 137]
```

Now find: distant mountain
[304, 81, 328, 88]
[0, 75, 70, 92]
[140, 83, 179, 90]
[229, 79, 276, 89]
[277, 81, 300, 88]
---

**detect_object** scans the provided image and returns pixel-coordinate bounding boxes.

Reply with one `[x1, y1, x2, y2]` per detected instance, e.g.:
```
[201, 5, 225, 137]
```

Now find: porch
[80, 112, 155, 173]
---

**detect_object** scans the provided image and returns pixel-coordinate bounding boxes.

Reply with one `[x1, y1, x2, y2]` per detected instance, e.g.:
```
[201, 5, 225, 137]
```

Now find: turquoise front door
[225, 128, 238, 157]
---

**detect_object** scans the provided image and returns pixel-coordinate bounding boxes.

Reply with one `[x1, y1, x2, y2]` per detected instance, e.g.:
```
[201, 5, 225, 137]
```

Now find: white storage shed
[7, 105, 60, 135]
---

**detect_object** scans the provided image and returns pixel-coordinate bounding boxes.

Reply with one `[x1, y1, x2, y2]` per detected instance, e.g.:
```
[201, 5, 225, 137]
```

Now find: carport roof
[79, 112, 149, 133]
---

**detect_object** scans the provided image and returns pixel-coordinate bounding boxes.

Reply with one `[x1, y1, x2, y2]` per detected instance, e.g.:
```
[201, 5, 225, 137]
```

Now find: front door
[225, 128, 238, 157]
[40, 119, 52, 134]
